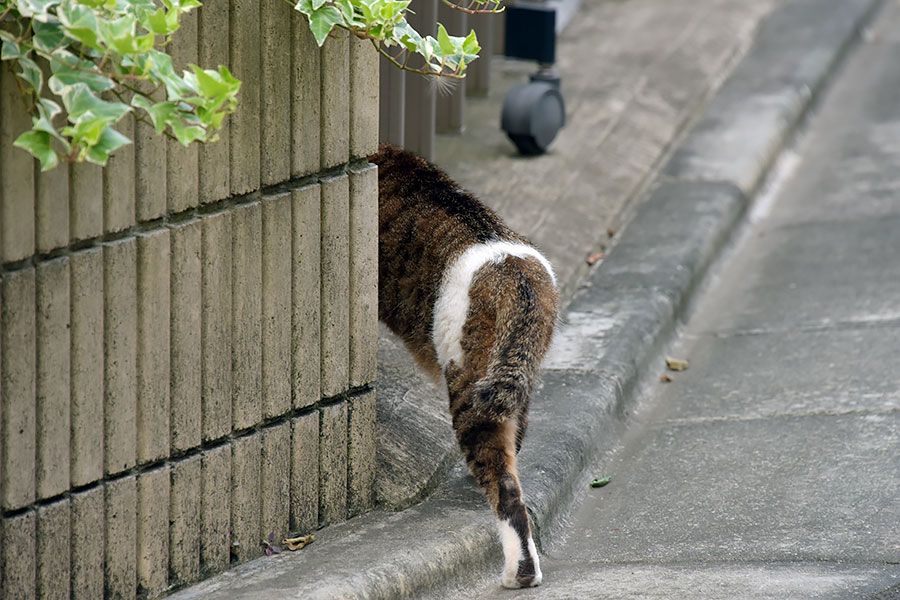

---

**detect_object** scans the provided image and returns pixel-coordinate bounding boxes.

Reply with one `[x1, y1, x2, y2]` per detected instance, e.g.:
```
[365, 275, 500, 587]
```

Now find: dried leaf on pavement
[283, 534, 316, 551]
[665, 357, 689, 371]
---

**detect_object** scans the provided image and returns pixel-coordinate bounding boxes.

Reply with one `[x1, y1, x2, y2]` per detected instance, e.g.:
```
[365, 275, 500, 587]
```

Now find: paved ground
[426, 1, 900, 597]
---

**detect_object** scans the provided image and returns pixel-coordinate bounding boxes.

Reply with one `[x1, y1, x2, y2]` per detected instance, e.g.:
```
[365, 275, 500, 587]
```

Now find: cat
[372, 145, 559, 589]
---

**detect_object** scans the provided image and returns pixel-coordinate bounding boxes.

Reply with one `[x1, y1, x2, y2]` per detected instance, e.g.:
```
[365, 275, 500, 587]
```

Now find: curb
[167, 0, 884, 598]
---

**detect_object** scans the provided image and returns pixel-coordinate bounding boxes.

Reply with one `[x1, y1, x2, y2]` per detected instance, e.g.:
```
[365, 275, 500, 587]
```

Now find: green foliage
[0, 0, 239, 170]
[293, 0, 490, 78]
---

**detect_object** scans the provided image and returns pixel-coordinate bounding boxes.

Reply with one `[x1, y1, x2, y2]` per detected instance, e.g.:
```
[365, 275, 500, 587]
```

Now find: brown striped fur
[373, 145, 559, 588]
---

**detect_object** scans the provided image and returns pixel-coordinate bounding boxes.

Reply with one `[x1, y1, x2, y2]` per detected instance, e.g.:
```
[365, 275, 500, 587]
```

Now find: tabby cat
[372, 145, 559, 588]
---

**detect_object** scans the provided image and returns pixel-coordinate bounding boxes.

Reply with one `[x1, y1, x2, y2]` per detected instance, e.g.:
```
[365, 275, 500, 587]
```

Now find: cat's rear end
[373, 145, 559, 588]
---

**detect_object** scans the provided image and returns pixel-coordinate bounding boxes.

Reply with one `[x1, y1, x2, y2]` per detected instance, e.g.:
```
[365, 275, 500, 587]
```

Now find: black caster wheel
[501, 79, 566, 156]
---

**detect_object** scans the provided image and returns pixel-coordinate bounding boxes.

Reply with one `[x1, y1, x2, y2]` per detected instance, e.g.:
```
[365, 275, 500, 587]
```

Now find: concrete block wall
[0, 5, 379, 597]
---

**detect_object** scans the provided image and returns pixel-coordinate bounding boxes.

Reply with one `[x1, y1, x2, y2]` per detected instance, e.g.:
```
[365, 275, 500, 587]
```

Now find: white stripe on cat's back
[432, 240, 556, 369]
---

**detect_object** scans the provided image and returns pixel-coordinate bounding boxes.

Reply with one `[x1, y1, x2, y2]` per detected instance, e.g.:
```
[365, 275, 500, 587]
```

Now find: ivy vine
[0, 0, 499, 171]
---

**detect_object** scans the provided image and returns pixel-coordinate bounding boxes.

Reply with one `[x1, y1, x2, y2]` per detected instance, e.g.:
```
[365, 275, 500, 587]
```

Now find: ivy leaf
[31, 20, 67, 53]
[14, 130, 58, 171]
[306, 5, 346, 46]
[436, 23, 454, 55]
[85, 125, 132, 165]
[15, 56, 43, 92]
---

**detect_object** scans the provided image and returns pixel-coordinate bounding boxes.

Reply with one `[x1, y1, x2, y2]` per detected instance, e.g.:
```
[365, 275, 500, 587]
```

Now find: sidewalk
[168, 0, 888, 598]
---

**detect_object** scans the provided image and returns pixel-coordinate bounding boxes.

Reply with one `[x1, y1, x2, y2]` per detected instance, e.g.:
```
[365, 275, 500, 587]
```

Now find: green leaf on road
[590, 476, 611, 488]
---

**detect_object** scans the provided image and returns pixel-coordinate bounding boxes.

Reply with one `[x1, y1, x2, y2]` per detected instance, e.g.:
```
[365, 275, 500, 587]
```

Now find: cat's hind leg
[452, 410, 542, 588]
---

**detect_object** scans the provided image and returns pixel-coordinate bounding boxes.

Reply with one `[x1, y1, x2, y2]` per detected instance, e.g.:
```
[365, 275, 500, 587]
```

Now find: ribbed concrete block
[198, 0, 230, 203]
[170, 220, 202, 452]
[1, 510, 36, 600]
[170, 456, 201, 586]
[291, 184, 321, 409]
[290, 412, 319, 533]
[231, 434, 261, 563]
[349, 164, 378, 387]
[349, 37, 380, 158]
[232, 202, 262, 430]
[261, 423, 290, 543]
[261, 0, 292, 185]
[378, 57, 406, 147]
[68, 162, 103, 243]
[291, 19, 321, 177]
[319, 402, 348, 526]
[320, 36, 350, 169]
[229, 0, 261, 194]
[201, 445, 231, 574]
[466, 13, 493, 96]
[262, 193, 291, 419]
[320, 174, 350, 398]
[70, 248, 104, 487]
[71, 487, 104, 600]
[102, 114, 136, 233]
[104, 238, 137, 475]
[137, 465, 170, 596]
[35, 160, 70, 254]
[201, 211, 233, 441]
[0, 63, 35, 263]
[36, 499, 69, 600]
[105, 475, 137, 600]
[348, 390, 376, 517]
[1, 268, 36, 510]
[167, 7, 200, 213]
[137, 230, 171, 464]
[36, 257, 71, 499]
[435, 1, 466, 134]
[135, 87, 167, 222]
[403, 0, 437, 160]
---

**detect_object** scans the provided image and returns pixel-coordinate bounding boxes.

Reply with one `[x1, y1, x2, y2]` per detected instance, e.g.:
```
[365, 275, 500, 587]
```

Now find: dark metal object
[501, 3, 565, 155]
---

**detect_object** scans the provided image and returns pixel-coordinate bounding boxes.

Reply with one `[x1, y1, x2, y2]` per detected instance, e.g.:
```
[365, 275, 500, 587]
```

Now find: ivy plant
[0, 0, 499, 171]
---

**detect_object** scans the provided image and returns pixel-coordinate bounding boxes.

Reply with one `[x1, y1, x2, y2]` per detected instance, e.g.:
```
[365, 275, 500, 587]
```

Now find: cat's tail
[469, 263, 557, 424]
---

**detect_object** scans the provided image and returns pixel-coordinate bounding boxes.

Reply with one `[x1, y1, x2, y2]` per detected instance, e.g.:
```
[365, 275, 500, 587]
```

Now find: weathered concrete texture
[201, 211, 233, 441]
[348, 391, 376, 517]
[665, 0, 881, 195]
[231, 202, 262, 430]
[260, 0, 292, 186]
[170, 456, 201, 587]
[261, 193, 292, 419]
[434, 0, 779, 301]
[291, 184, 321, 409]
[102, 114, 136, 233]
[349, 37, 380, 158]
[375, 329, 456, 510]
[229, 0, 261, 194]
[170, 220, 202, 452]
[103, 238, 137, 475]
[290, 413, 319, 534]
[105, 475, 137, 600]
[136, 229, 171, 463]
[261, 422, 291, 542]
[320, 36, 350, 169]
[434, 1, 466, 135]
[1, 268, 36, 510]
[348, 165, 378, 388]
[201, 445, 231, 575]
[402, 0, 437, 160]
[166, 7, 200, 213]
[198, 0, 231, 204]
[0, 510, 35, 600]
[291, 23, 321, 177]
[319, 403, 348, 526]
[378, 56, 406, 148]
[71, 488, 104, 600]
[453, 562, 900, 600]
[69, 247, 104, 487]
[68, 161, 103, 243]
[231, 435, 262, 563]
[319, 175, 350, 398]
[137, 465, 170, 596]
[0, 63, 35, 263]
[36, 499, 70, 600]
[35, 257, 70, 499]
[134, 92, 167, 221]
[35, 158, 69, 254]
